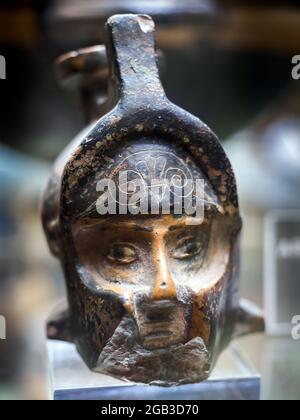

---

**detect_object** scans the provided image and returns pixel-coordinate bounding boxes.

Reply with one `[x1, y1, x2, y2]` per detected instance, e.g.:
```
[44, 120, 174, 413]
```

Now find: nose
[151, 238, 177, 301]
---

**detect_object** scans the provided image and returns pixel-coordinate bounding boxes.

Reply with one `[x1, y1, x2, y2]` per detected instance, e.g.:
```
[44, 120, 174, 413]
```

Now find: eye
[172, 236, 202, 260]
[107, 243, 138, 265]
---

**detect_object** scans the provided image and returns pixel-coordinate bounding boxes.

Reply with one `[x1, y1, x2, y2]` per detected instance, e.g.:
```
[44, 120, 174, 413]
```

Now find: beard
[94, 315, 210, 386]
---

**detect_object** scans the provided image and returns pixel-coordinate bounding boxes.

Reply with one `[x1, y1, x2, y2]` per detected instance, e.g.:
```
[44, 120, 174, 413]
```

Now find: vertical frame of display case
[264, 210, 300, 335]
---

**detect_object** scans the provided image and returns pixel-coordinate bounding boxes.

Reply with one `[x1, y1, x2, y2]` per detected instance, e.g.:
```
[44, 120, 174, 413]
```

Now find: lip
[134, 299, 188, 350]
[141, 328, 180, 350]
[144, 330, 173, 339]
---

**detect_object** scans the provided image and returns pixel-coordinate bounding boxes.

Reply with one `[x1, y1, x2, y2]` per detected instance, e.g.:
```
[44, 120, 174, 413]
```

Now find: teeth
[141, 329, 181, 350]
[144, 318, 172, 324]
[144, 331, 173, 339]
[132, 296, 189, 350]
[140, 322, 176, 332]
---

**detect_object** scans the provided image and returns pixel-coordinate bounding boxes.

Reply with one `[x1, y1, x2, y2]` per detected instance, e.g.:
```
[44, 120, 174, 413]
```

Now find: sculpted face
[59, 141, 240, 384]
[43, 15, 263, 387]
[73, 213, 232, 347]
[43, 133, 250, 385]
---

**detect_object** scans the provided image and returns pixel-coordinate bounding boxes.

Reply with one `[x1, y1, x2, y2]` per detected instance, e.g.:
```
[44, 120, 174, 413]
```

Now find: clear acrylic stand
[47, 340, 261, 401]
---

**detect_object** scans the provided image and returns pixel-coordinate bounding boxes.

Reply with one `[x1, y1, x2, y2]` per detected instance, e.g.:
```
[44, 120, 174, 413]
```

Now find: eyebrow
[168, 225, 185, 232]
[75, 215, 206, 233]
[99, 221, 154, 233]
[133, 225, 154, 233]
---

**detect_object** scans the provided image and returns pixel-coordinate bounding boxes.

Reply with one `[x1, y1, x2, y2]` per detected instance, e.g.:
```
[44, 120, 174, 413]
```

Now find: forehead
[63, 138, 223, 224]
[104, 140, 204, 178]
[73, 214, 210, 234]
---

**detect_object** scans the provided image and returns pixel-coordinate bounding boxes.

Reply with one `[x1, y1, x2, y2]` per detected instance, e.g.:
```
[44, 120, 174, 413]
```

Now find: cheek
[73, 232, 155, 287]
[170, 239, 231, 294]
[188, 279, 231, 346]
[189, 300, 212, 345]
[96, 252, 154, 286]
[169, 247, 231, 293]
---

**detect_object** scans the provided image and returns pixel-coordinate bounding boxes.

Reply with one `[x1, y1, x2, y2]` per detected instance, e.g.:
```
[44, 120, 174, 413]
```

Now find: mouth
[134, 299, 189, 350]
[97, 313, 210, 385]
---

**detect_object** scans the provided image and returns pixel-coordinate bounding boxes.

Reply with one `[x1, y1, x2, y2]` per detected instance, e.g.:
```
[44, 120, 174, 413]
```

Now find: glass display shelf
[47, 340, 260, 401]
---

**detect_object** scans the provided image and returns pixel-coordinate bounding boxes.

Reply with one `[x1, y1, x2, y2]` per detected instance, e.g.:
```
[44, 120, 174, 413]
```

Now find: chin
[94, 315, 211, 386]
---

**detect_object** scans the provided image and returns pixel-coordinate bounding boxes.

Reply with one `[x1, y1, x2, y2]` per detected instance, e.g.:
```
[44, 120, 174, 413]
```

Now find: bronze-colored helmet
[43, 14, 264, 385]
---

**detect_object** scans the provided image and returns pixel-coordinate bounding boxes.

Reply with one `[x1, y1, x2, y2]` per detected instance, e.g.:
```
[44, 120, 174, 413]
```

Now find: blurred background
[0, 0, 300, 400]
